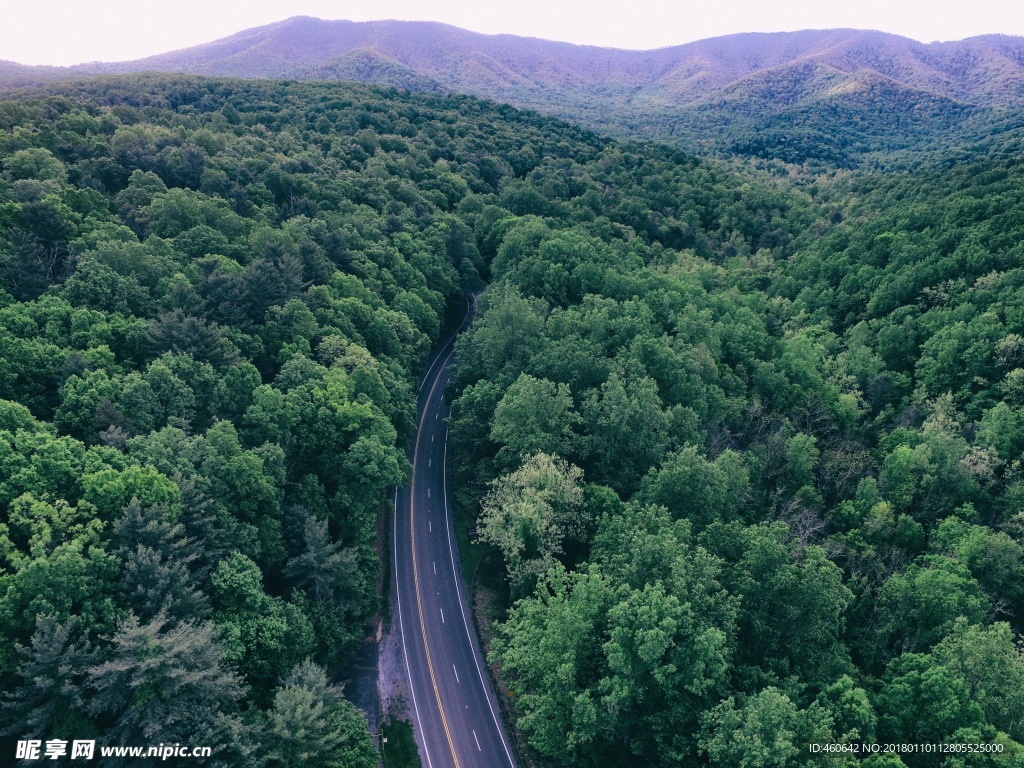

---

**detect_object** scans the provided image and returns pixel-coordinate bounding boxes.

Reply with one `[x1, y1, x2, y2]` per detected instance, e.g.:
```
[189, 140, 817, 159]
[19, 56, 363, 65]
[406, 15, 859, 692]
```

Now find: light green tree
[478, 452, 585, 595]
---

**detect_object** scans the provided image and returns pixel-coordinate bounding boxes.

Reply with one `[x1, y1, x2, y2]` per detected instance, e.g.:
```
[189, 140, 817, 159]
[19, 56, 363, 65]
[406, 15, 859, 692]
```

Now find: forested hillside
[0, 75, 602, 764]
[2, 71, 1023, 768]
[6, 19, 1024, 167]
[0, 75, 820, 765]
[446, 131, 1024, 764]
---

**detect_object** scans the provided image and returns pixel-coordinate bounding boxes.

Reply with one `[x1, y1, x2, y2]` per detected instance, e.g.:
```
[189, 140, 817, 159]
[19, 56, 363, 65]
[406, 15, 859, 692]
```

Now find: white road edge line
[393, 488, 434, 768]
[443, 428, 518, 767]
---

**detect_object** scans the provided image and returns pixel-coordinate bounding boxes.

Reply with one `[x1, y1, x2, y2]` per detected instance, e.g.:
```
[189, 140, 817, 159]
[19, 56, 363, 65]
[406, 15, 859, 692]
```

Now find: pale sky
[3, 0, 1022, 66]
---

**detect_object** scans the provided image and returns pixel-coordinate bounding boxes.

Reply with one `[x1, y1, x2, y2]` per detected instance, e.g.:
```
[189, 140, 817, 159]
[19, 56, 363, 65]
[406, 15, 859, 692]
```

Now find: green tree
[876, 653, 984, 748]
[3, 148, 68, 184]
[85, 612, 251, 753]
[114, 500, 209, 622]
[478, 453, 586, 595]
[455, 283, 547, 386]
[0, 539, 120, 672]
[210, 552, 315, 697]
[1, 616, 94, 739]
[707, 522, 853, 689]
[494, 504, 736, 765]
[490, 374, 581, 465]
[932, 619, 1024, 741]
[876, 556, 990, 655]
[637, 445, 748, 528]
[81, 464, 181, 522]
[581, 372, 670, 494]
[264, 661, 377, 768]
[815, 675, 877, 744]
[699, 688, 838, 768]
[284, 512, 359, 609]
[931, 517, 1024, 616]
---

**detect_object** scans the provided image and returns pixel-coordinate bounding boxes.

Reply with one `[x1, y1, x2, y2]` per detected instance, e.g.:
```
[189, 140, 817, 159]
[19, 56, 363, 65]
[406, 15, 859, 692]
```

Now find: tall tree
[478, 452, 586, 595]
[283, 512, 359, 608]
[1, 616, 95, 739]
[490, 373, 581, 466]
[263, 661, 377, 768]
[85, 612, 253, 761]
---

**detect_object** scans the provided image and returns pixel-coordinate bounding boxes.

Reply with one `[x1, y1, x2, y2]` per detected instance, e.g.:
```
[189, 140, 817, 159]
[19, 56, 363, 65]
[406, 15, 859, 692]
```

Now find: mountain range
[3, 17, 1024, 164]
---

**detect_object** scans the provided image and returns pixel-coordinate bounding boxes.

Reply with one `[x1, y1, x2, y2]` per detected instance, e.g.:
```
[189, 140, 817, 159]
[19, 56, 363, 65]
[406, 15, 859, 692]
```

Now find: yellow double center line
[411, 345, 460, 768]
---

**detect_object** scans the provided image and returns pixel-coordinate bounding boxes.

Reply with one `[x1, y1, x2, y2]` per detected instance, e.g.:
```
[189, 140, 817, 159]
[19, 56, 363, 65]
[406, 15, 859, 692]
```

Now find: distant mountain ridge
[4, 17, 1024, 164]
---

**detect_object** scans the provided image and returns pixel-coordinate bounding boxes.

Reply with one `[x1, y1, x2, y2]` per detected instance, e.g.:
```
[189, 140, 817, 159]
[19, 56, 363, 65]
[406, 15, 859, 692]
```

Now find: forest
[450, 153, 1024, 765]
[0, 73, 1022, 767]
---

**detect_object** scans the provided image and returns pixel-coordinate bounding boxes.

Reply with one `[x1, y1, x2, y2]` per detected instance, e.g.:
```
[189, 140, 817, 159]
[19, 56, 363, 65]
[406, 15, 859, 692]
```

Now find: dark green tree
[263, 661, 377, 768]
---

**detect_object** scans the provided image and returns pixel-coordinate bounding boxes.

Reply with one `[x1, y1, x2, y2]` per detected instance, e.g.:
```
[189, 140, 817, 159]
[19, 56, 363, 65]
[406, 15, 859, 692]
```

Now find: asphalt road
[393, 305, 518, 768]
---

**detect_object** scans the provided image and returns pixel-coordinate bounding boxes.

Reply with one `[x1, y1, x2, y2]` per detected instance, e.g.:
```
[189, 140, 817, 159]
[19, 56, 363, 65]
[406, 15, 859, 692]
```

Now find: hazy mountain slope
[85, 18, 662, 86]
[73, 19, 1024, 105]
[6, 18, 1024, 164]
[0, 60, 71, 86]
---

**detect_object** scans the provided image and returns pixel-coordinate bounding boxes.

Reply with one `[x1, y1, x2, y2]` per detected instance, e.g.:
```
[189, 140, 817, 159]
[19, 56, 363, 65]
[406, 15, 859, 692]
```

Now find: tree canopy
[2, 70, 1024, 767]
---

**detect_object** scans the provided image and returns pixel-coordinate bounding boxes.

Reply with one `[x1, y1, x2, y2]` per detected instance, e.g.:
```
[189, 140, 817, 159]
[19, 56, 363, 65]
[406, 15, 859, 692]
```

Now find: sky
[3, 0, 1023, 66]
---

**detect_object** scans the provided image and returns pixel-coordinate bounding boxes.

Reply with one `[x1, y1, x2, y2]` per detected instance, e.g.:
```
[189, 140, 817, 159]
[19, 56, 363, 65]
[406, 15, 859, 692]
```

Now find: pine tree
[85, 612, 246, 747]
[284, 513, 358, 607]
[1, 616, 95, 739]
[114, 501, 209, 622]
[264, 661, 376, 768]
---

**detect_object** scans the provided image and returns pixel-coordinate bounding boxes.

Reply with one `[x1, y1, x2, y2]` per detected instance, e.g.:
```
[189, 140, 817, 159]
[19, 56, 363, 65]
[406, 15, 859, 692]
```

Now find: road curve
[393, 302, 517, 768]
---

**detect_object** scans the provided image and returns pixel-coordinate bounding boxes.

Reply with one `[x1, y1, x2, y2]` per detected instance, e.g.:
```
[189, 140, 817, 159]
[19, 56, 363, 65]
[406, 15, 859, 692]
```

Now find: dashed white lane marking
[432, 435, 434, 442]
[429, 521, 432, 533]
[435, 413, 438, 420]
[433, 561, 436, 574]
[440, 608, 445, 624]
[473, 731, 481, 752]
[429, 459, 432, 468]
[453, 665, 460, 684]
[427, 488, 431, 498]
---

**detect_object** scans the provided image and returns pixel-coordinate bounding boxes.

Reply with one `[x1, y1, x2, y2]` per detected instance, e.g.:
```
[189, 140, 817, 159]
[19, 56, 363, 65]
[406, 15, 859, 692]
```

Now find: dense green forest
[1, 72, 1023, 768]
[446, 123, 1024, 764]
[0, 75, 549, 765]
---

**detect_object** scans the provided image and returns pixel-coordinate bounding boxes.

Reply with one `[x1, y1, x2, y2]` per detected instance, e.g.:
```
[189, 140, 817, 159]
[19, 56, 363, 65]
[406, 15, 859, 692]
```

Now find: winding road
[392, 303, 518, 768]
